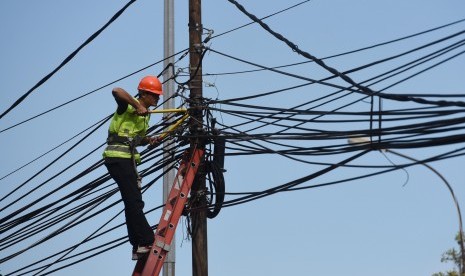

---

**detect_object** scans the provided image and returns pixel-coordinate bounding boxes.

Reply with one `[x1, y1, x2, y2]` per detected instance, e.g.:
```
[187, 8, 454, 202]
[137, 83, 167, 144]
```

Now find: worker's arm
[112, 87, 147, 115]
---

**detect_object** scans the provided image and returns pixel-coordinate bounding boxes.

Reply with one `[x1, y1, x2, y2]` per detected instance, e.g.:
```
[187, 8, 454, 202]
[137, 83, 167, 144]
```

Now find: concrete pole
[162, 0, 175, 275]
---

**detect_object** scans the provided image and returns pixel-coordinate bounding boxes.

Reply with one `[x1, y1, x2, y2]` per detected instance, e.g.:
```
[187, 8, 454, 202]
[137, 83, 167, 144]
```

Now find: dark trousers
[105, 158, 154, 247]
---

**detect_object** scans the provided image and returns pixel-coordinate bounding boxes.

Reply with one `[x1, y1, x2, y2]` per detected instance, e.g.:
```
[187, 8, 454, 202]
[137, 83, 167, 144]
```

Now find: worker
[102, 75, 162, 260]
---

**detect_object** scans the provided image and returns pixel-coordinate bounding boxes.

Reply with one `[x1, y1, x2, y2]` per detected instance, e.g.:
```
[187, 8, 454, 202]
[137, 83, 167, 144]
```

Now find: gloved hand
[147, 136, 162, 149]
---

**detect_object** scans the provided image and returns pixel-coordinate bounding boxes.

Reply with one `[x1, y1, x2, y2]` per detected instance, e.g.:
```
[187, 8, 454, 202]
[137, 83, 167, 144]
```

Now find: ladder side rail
[132, 148, 204, 276]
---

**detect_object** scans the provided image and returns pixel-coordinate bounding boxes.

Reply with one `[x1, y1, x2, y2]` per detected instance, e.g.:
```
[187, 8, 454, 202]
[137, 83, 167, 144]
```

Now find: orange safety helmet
[138, 75, 163, 95]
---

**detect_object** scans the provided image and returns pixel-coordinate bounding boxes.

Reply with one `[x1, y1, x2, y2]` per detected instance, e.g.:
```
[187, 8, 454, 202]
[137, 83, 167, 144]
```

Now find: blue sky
[1, 1, 465, 275]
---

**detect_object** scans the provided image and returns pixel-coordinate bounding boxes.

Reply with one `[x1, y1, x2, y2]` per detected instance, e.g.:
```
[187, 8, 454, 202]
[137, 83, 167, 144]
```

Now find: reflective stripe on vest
[102, 144, 141, 163]
[105, 145, 132, 154]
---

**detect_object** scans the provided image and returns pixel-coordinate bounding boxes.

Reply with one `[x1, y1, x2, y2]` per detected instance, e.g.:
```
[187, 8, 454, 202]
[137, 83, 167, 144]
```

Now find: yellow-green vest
[102, 100, 149, 163]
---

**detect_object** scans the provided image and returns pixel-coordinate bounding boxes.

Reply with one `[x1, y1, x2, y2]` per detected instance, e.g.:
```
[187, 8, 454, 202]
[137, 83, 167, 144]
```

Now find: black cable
[0, 115, 111, 200]
[0, 194, 110, 264]
[212, 99, 464, 140]
[0, 48, 189, 134]
[206, 17, 465, 77]
[209, 0, 312, 41]
[209, 103, 465, 159]
[207, 38, 465, 141]
[0, 78, 183, 217]
[209, 36, 463, 139]
[3, 1, 463, 272]
[221, 150, 369, 207]
[204, 160, 225, 219]
[209, 40, 465, 107]
[0, 116, 110, 218]
[225, 0, 465, 108]
[1, 158, 173, 270]
[0, 178, 114, 249]
[0, 0, 138, 120]
[3, 117, 179, 234]
[0, 143, 176, 238]
[287, 145, 465, 191]
[221, 145, 465, 208]
[23, 238, 128, 276]
[9, 175, 168, 275]
[220, 146, 465, 202]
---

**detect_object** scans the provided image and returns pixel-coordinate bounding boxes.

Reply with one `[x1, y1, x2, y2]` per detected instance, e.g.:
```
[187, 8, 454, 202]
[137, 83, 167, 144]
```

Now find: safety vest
[102, 100, 150, 163]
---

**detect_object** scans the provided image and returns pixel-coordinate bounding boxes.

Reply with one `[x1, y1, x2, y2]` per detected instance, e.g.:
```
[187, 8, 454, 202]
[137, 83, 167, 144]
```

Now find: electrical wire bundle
[1, 0, 465, 275]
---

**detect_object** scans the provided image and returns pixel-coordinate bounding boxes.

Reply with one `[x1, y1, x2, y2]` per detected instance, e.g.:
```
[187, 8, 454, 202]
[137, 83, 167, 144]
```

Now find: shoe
[136, 244, 152, 254]
[130, 245, 152, 260]
[131, 247, 150, 260]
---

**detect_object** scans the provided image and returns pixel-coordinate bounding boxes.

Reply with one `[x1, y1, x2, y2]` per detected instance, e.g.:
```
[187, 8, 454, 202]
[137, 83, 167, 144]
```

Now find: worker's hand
[147, 136, 162, 149]
[135, 105, 148, 116]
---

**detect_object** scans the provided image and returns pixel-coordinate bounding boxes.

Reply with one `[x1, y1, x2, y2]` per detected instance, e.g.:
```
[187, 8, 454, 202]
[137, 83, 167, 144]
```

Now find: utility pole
[162, 0, 175, 275]
[188, 0, 208, 276]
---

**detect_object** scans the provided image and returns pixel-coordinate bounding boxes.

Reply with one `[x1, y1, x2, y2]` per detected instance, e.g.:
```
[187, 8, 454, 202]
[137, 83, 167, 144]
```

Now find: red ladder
[132, 148, 204, 276]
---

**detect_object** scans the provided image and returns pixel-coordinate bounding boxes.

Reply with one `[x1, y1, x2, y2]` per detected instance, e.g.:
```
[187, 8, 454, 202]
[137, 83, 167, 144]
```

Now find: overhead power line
[3, 1, 465, 275]
[0, 0, 138, 120]
[225, 0, 465, 108]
